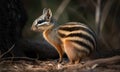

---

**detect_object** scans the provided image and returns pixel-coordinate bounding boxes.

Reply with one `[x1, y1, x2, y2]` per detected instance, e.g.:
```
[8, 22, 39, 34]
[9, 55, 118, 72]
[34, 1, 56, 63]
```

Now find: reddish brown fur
[63, 40, 87, 64]
[31, 9, 96, 64]
[43, 25, 64, 63]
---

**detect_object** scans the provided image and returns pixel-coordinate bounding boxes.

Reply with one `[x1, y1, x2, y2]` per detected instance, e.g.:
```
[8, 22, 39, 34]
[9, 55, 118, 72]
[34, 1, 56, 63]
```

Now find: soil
[0, 58, 120, 72]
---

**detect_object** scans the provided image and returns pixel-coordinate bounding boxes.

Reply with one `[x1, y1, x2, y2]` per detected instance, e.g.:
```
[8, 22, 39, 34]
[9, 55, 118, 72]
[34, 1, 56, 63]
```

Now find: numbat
[31, 8, 96, 64]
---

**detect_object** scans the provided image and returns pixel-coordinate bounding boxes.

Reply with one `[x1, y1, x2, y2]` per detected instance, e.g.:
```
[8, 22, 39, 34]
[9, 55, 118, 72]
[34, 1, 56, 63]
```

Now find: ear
[44, 8, 52, 20]
[42, 8, 48, 14]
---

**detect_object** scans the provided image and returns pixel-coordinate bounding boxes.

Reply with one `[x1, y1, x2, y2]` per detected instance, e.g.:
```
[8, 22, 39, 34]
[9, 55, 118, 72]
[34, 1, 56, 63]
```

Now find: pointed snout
[31, 20, 38, 31]
[31, 25, 37, 31]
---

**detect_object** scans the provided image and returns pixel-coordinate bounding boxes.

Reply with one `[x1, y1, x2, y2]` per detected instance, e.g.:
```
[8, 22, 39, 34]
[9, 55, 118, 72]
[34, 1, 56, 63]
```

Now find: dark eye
[37, 20, 45, 24]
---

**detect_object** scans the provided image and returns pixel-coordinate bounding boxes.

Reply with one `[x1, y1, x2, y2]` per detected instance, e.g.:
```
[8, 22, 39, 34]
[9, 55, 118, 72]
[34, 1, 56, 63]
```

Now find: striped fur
[31, 8, 96, 64]
[58, 22, 96, 54]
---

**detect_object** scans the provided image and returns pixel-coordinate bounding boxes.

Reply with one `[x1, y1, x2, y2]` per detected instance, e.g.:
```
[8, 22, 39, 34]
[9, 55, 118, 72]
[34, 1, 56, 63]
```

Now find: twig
[95, 0, 101, 35]
[0, 44, 15, 58]
[100, 0, 114, 49]
[81, 55, 120, 68]
[62, 55, 120, 69]
[0, 57, 38, 62]
[100, 0, 114, 34]
[95, 0, 114, 49]
[54, 0, 71, 21]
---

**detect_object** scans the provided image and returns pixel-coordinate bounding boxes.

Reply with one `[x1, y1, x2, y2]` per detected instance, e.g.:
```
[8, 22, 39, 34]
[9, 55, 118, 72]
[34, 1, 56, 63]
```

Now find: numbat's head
[31, 8, 54, 32]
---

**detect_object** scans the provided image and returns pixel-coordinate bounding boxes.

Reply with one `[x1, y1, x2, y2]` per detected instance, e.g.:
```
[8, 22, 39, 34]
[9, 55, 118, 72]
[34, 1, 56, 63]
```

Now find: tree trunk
[0, 0, 27, 57]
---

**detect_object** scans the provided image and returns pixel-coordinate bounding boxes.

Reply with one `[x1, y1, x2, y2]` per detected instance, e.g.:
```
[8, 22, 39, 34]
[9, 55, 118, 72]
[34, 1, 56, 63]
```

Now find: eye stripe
[37, 20, 46, 24]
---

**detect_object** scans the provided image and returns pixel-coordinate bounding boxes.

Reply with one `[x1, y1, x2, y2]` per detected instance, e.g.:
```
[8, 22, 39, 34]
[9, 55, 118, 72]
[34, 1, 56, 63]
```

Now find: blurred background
[0, 0, 120, 60]
[23, 0, 120, 57]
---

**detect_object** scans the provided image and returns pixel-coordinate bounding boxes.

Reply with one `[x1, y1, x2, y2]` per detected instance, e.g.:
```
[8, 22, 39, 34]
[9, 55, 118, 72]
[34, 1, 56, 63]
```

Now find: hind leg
[63, 40, 78, 64]
[75, 58, 81, 64]
[75, 52, 87, 64]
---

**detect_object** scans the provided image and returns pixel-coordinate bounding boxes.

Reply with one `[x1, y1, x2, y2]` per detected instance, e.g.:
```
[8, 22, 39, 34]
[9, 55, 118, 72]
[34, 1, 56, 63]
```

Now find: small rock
[57, 64, 63, 69]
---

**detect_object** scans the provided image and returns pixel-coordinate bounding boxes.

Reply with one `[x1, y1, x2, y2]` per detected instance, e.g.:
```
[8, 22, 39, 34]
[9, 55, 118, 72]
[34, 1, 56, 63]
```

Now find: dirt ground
[0, 58, 120, 72]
